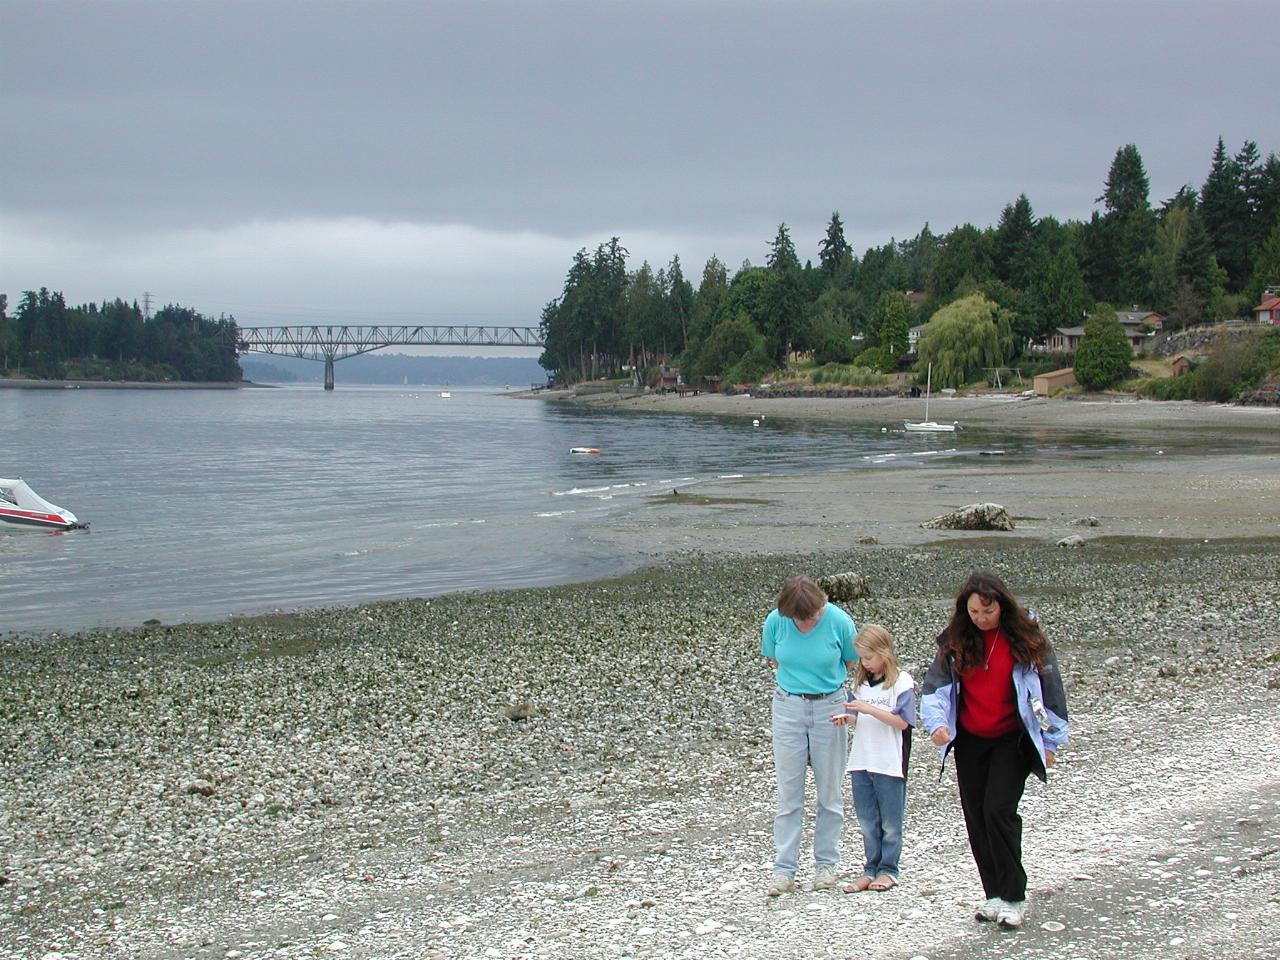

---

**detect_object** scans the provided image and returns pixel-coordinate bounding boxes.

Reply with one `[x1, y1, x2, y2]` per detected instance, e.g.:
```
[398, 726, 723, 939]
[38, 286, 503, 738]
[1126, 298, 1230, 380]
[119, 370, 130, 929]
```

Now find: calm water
[0, 385, 1179, 635]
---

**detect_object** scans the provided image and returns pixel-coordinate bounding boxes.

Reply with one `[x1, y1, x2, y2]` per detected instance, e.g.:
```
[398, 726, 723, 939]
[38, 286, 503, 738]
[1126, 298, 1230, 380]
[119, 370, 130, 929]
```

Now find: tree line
[538, 138, 1280, 389]
[0, 290, 241, 382]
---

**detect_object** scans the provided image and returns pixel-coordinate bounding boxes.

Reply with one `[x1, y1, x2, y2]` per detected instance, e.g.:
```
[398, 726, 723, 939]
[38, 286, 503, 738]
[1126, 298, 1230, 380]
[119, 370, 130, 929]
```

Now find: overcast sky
[2, 0, 1275, 340]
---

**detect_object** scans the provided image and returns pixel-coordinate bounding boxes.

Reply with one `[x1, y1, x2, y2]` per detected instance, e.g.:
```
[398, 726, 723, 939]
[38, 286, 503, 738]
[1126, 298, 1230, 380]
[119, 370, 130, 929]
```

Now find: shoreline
[529, 385, 1280, 434]
[0, 377, 270, 389]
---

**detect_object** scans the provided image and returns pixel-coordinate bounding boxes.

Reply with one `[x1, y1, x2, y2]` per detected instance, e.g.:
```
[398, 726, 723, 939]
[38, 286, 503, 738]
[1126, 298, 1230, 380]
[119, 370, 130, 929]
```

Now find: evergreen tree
[1073, 303, 1132, 390]
[818, 212, 853, 277]
[1200, 137, 1250, 291]
[1089, 145, 1157, 305]
[665, 254, 694, 351]
[872, 290, 910, 360]
[689, 254, 729, 345]
[1098, 144, 1151, 217]
[929, 224, 995, 302]
[764, 223, 805, 362]
[1175, 207, 1222, 308]
[1027, 246, 1092, 343]
[994, 194, 1039, 290]
[1253, 153, 1280, 265]
[1143, 205, 1190, 313]
[767, 223, 800, 272]
[1245, 219, 1280, 307]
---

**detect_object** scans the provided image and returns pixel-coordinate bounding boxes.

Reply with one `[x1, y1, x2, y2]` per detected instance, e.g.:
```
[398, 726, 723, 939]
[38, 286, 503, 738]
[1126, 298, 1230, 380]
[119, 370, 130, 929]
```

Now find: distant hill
[240, 353, 547, 386]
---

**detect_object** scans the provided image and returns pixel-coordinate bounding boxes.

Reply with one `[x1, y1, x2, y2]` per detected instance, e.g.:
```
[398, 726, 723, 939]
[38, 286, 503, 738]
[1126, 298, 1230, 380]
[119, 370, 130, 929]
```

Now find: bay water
[1, 385, 1149, 636]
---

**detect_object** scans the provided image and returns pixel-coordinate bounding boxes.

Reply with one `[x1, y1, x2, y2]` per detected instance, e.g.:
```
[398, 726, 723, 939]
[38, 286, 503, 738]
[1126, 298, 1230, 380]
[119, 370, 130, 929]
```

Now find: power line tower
[143, 291, 153, 321]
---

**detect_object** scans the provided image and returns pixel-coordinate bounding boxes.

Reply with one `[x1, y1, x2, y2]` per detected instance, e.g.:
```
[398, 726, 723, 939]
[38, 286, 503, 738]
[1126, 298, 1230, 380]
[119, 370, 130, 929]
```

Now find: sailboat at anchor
[904, 363, 958, 432]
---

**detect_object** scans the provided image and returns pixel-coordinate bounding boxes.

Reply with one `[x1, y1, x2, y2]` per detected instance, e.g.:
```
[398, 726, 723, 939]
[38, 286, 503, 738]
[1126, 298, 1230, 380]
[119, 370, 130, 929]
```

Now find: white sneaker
[812, 867, 838, 890]
[974, 897, 1002, 922]
[766, 875, 796, 897]
[996, 899, 1026, 929]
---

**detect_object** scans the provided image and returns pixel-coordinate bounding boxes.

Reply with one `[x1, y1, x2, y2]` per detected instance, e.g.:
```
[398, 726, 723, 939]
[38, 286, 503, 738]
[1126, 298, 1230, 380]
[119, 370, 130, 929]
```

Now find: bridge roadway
[235, 324, 545, 389]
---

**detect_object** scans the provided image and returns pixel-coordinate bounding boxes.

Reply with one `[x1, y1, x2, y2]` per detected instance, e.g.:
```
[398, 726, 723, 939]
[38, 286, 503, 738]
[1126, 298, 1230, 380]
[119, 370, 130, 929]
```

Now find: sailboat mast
[924, 363, 932, 422]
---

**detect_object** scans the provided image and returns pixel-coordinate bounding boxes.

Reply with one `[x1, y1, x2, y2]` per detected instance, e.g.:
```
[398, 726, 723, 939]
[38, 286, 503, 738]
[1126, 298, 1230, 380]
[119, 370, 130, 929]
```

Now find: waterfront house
[1254, 291, 1280, 325]
[1042, 310, 1164, 355]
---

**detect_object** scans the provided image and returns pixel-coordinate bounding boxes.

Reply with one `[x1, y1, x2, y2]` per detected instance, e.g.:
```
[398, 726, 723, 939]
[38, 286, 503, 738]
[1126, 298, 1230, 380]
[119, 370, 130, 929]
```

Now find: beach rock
[1057, 535, 1086, 547]
[502, 702, 534, 722]
[817, 572, 870, 601]
[184, 779, 216, 797]
[921, 502, 1014, 531]
[1071, 516, 1101, 526]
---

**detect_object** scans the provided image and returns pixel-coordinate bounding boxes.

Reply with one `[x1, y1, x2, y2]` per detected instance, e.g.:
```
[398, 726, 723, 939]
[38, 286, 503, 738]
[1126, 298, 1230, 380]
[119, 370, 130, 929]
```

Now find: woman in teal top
[760, 575, 857, 895]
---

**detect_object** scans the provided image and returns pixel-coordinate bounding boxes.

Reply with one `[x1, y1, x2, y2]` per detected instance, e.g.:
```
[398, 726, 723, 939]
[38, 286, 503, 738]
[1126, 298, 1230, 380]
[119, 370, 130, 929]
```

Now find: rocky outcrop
[1234, 375, 1280, 407]
[817, 572, 870, 601]
[921, 502, 1015, 531]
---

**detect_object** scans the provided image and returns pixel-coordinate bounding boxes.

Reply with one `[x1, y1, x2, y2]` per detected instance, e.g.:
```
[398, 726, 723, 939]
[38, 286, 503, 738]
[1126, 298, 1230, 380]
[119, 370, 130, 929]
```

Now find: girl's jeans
[850, 769, 906, 878]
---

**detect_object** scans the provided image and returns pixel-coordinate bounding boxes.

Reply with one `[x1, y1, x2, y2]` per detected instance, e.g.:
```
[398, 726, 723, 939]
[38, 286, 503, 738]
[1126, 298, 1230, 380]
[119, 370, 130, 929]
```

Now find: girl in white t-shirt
[833, 623, 915, 892]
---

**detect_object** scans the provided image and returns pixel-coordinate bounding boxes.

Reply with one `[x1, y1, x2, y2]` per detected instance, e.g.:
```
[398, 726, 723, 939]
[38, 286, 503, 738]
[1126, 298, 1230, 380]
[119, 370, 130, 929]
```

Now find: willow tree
[914, 292, 1012, 389]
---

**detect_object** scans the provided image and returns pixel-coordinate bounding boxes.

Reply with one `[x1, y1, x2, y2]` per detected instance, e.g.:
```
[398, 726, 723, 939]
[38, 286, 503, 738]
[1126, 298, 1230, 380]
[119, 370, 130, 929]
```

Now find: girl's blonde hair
[853, 623, 900, 689]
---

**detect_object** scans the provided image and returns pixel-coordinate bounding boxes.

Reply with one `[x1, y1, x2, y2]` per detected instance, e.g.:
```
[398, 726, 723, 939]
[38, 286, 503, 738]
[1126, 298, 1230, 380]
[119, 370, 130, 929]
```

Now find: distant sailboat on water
[904, 363, 958, 432]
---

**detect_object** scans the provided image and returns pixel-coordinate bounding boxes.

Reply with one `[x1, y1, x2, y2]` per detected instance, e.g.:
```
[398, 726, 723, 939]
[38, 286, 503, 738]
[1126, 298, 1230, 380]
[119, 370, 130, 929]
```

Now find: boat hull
[0, 508, 86, 530]
[904, 421, 957, 432]
[0, 478, 88, 531]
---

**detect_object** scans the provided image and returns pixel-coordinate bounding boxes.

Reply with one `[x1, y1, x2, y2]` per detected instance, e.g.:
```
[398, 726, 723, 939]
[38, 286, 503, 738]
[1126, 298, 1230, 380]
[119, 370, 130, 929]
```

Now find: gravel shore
[4, 399, 1279, 960]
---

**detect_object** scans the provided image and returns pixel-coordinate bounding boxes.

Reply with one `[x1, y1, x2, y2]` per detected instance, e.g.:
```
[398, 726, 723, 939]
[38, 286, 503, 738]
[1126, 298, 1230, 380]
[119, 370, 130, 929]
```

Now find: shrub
[1073, 304, 1132, 389]
[810, 364, 886, 387]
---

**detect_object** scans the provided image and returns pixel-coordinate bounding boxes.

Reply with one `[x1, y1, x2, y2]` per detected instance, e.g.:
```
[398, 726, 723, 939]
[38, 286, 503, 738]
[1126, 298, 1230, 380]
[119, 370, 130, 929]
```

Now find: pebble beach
[3, 396, 1279, 960]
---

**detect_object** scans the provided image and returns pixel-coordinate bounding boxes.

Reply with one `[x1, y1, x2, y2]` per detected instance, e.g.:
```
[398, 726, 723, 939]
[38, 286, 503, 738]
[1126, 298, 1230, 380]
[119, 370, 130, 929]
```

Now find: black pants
[953, 728, 1035, 903]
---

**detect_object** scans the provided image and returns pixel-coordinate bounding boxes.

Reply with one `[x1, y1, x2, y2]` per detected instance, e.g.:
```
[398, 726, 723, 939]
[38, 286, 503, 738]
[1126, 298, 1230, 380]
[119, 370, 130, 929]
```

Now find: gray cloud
[2, 0, 1274, 325]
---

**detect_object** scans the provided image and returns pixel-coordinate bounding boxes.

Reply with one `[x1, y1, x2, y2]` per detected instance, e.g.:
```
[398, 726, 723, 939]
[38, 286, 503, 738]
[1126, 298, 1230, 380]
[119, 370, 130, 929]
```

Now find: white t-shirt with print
[845, 671, 915, 779]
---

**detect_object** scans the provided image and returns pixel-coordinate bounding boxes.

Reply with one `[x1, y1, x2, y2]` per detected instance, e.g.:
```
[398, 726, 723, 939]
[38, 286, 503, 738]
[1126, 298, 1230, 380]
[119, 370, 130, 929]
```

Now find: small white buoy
[752, 419, 760, 426]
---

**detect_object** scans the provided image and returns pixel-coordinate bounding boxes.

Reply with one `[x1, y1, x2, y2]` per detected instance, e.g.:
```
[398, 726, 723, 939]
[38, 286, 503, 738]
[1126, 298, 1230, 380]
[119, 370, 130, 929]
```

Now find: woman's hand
[1045, 749, 1055, 769]
[930, 726, 951, 747]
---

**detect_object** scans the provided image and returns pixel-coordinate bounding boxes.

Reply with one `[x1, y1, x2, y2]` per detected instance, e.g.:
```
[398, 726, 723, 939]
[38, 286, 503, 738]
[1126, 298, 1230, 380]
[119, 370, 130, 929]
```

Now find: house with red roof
[1254, 290, 1280, 326]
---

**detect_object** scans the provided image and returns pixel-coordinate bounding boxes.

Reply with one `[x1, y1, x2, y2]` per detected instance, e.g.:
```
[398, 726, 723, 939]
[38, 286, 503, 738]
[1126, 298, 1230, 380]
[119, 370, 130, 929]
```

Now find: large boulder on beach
[921, 502, 1015, 531]
[817, 572, 870, 601]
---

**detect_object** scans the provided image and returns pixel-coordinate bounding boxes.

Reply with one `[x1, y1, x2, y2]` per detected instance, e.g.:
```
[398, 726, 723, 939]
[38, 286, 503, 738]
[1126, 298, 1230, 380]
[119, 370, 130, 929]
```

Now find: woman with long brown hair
[920, 570, 1069, 929]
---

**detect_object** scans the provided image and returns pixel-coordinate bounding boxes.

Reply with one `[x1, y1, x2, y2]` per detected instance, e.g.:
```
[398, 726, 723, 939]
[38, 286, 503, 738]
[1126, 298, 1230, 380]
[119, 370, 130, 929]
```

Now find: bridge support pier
[324, 357, 335, 390]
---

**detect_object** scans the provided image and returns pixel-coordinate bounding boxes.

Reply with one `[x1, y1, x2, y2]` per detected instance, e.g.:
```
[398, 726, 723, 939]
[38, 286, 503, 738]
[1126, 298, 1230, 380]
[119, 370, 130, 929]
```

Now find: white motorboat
[0, 477, 88, 531]
[905, 363, 958, 432]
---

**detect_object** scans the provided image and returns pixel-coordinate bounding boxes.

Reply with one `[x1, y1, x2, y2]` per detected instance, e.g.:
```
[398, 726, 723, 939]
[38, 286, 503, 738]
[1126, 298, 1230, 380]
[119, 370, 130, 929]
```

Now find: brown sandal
[842, 875, 873, 893]
[868, 874, 897, 891]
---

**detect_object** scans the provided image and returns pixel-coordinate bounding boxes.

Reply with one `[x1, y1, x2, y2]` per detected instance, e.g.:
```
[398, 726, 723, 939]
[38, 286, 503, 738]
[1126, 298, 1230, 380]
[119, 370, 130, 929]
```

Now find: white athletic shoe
[996, 899, 1026, 929]
[766, 875, 796, 897]
[812, 867, 838, 890]
[974, 897, 1002, 922]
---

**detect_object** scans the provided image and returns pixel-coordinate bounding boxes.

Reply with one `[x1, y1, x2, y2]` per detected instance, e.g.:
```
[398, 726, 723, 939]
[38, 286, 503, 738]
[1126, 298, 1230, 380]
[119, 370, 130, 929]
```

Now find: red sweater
[958, 628, 1019, 738]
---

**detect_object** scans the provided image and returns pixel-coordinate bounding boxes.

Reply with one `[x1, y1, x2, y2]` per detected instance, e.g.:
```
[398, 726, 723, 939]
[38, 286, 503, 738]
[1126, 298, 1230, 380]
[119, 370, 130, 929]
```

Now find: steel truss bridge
[234, 325, 545, 389]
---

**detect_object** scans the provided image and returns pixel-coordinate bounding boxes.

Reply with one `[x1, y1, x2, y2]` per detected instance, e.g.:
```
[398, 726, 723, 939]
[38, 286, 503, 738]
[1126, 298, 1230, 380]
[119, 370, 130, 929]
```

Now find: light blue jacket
[920, 633, 1069, 783]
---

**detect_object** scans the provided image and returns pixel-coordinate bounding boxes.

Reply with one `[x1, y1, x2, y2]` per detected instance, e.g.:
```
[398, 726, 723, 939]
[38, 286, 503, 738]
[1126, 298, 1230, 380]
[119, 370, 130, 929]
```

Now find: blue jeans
[771, 687, 847, 876]
[850, 769, 906, 879]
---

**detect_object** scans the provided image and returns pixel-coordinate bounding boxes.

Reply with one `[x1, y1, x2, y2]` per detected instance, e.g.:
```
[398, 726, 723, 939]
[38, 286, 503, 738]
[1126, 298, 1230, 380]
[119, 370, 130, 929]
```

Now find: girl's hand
[830, 713, 854, 726]
[930, 726, 951, 747]
[847, 699, 869, 714]
[1045, 749, 1055, 769]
